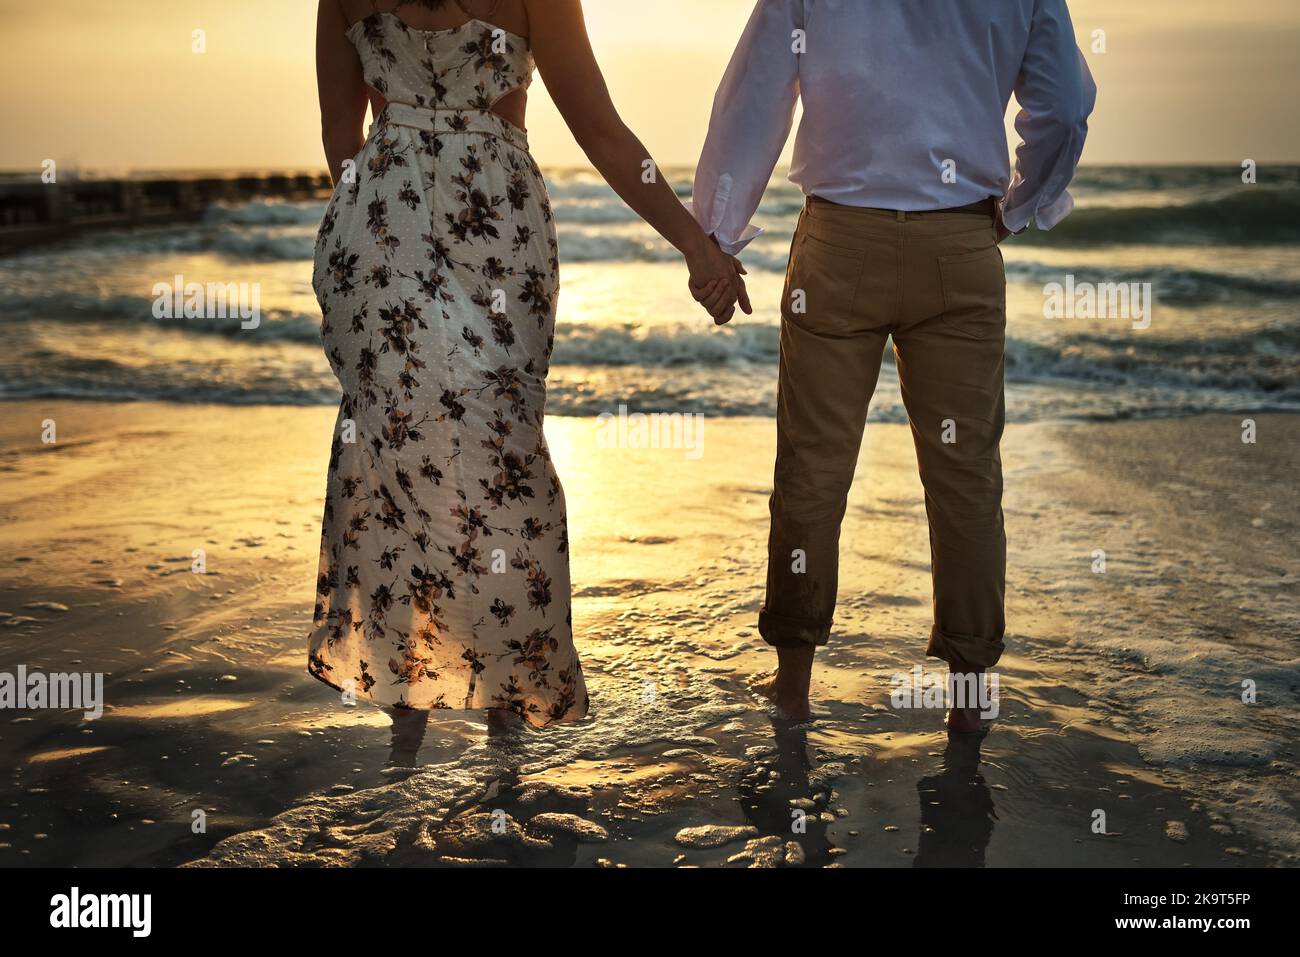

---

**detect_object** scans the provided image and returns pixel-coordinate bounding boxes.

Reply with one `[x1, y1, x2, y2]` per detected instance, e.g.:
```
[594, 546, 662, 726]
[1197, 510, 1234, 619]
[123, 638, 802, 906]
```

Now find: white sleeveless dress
[309, 10, 588, 727]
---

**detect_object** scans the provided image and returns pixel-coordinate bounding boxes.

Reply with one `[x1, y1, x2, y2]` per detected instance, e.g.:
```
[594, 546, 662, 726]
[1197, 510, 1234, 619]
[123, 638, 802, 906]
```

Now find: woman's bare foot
[752, 644, 815, 721]
[486, 707, 524, 737]
[386, 706, 430, 767]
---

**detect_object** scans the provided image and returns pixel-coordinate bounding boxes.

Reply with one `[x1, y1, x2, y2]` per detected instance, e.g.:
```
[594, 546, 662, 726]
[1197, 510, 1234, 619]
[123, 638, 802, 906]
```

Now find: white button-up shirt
[692, 0, 1097, 254]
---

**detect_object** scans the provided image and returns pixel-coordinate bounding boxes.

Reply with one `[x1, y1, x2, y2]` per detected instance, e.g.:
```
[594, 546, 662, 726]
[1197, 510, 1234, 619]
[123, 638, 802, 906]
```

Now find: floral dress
[308, 10, 588, 727]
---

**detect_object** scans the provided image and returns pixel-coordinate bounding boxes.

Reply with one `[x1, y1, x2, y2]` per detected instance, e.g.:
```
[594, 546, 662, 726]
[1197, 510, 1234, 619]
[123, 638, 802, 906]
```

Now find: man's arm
[692, 0, 803, 256]
[1002, 0, 1097, 233]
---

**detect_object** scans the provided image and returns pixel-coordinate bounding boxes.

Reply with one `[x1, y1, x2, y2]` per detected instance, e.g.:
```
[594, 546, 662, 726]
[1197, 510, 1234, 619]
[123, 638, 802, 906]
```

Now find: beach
[1, 401, 1294, 867]
[0, 162, 1297, 868]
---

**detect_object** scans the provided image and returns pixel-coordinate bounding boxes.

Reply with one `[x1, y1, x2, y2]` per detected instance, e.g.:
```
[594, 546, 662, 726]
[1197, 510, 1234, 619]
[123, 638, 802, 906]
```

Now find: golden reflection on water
[107, 697, 252, 720]
[27, 745, 116, 764]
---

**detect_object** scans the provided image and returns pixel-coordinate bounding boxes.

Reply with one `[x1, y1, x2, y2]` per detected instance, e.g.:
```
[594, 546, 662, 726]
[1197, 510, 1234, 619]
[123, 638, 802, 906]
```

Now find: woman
[309, 0, 746, 736]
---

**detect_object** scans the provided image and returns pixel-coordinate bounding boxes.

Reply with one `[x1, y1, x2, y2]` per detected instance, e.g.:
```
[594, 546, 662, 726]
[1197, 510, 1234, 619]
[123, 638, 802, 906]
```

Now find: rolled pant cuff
[926, 624, 1004, 672]
[759, 607, 831, 649]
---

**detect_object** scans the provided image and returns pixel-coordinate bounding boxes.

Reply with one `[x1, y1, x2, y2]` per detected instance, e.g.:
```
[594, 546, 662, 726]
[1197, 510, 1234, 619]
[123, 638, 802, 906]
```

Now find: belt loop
[896, 210, 906, 223]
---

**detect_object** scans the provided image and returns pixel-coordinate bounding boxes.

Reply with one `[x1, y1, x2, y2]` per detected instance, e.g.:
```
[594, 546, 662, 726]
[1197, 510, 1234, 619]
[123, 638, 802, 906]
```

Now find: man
[691, 0, 1096, 729]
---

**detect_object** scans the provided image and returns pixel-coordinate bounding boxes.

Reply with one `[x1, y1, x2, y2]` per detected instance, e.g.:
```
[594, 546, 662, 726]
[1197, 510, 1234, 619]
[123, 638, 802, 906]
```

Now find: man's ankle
[774, 644, 815, 691]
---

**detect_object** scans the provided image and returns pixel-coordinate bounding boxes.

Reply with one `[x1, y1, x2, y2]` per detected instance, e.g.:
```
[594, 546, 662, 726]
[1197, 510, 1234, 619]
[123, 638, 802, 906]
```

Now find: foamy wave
[32, 223, 322, 261]
[13, 181, 1297, 273]
[554, 322, 779, 366]
[3, 312, 1298, 418]
[3, 275, 1299, 401]
[0, 291, 324, 342]
[1019, 189, 1300, 246]
[204, 200, 327, 226]
[1002, 262, 1300, 305]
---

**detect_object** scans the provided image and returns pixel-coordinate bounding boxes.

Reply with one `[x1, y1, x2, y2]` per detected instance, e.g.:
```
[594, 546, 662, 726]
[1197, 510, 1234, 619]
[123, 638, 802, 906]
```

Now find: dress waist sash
[371, 102, 530, 152]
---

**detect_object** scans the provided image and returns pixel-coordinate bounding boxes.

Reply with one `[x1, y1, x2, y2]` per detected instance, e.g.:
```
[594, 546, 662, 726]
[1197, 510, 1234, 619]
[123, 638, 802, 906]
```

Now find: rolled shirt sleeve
[692, 0, 803, 256]
[1002, 0, 1097, 232]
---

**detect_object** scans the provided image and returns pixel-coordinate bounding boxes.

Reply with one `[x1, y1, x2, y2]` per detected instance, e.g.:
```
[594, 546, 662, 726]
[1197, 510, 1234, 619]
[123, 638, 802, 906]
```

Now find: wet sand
[0, 402, 1294, 866]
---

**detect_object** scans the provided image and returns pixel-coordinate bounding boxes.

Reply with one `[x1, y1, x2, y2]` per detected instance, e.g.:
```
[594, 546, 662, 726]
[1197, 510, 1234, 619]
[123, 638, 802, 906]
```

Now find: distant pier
[0, 171, 333, 254]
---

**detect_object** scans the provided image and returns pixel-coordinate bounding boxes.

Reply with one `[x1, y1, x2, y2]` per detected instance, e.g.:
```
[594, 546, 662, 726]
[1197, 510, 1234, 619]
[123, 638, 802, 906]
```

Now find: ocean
[1, 165, 1298, 423]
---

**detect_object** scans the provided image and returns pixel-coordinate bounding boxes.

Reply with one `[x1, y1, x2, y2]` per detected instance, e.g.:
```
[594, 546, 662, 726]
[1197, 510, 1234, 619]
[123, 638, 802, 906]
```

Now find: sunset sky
[2, 0, 1298, 174]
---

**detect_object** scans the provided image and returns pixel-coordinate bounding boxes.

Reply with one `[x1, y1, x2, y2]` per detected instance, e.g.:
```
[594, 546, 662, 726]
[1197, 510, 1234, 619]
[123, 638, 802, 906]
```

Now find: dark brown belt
[809, 195, 997, 217]
[932, 197, 998, 216]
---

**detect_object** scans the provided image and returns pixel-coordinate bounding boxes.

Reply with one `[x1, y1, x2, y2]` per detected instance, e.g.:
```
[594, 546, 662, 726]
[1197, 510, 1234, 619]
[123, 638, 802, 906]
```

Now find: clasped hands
[686, 236, 752, 325]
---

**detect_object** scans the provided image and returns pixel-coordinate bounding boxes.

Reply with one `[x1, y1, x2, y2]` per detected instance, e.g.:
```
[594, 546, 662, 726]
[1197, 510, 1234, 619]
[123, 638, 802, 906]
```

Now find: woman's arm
[316, 0, 369, 185]
[527, 0, 749, 322]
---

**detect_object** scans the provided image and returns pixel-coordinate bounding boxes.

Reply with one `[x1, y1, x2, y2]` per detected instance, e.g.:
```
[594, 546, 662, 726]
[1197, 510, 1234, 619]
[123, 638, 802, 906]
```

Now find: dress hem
[305, 662, 589, 730]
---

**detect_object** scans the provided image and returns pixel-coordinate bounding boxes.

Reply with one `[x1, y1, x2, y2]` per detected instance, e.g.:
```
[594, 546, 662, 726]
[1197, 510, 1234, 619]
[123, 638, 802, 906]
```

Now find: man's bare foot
[752, 644, 815, 721]
[946, 706, 984, 734]
[946, 667, 987, 734]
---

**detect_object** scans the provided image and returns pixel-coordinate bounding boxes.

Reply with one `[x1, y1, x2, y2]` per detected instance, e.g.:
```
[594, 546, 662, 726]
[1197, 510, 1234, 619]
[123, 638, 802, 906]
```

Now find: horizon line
[3, 160, 1299, 181]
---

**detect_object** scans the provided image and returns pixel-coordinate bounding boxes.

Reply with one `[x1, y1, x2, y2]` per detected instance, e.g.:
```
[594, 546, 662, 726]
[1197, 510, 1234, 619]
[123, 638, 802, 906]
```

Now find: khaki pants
[759, 197, 1007, 672]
